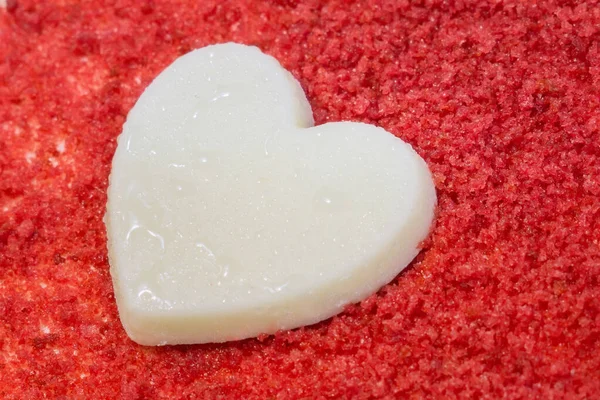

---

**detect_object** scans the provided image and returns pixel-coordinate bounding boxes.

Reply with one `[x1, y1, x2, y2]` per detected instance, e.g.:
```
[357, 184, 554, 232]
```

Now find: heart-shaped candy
[105, 43, 436, 345]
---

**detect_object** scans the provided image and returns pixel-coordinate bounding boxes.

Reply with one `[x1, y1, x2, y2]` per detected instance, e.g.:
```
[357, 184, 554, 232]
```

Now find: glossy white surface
[105, 43, 437, 345]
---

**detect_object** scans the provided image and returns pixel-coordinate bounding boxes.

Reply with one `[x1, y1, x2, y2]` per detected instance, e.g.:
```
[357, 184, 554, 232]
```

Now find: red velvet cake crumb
[1, 0, 599, 398]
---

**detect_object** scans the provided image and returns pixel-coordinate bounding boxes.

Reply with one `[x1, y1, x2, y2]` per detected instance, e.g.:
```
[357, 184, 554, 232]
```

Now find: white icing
[106, 43, 437, 345]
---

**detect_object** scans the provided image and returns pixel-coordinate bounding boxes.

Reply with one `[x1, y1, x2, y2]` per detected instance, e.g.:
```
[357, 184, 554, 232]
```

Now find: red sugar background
[1, 0, 600, 398]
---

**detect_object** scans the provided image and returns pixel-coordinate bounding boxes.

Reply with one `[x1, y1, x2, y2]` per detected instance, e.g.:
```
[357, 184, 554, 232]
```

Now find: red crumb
[1, 0, 600, 398]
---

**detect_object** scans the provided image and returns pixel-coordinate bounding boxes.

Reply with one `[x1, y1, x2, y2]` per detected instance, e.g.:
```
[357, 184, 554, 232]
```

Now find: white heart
[106, 43, 436, 345]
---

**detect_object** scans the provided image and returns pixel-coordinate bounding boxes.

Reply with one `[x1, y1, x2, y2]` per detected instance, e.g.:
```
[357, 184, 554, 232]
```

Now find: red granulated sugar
[1, 0, 599, 398]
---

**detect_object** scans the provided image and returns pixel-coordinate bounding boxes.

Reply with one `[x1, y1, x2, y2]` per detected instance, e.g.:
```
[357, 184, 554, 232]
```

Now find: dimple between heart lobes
[106, 42, 437, 345]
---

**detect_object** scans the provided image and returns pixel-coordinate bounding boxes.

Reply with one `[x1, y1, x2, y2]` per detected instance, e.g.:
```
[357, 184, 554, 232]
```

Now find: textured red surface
[1, 0, 600, 398]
